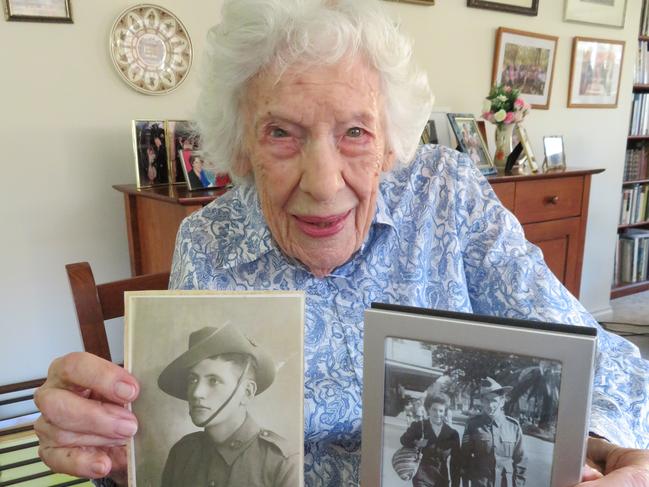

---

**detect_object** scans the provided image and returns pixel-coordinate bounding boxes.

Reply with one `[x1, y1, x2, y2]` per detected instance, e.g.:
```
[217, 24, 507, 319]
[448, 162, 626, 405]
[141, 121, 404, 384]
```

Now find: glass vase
[493, 123, 515, 169]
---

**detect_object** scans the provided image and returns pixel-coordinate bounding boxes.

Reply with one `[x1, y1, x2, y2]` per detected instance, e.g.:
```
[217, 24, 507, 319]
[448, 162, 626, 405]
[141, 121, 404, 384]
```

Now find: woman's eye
[209, 378, 220, 386]
[270, 127, 289, 138]
[188, 376, 198, 385]
[346, 127, 365, 138]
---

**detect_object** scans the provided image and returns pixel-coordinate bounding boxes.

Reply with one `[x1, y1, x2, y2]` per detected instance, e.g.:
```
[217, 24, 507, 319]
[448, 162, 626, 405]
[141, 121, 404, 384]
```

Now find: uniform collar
[209, 413, 260, 466]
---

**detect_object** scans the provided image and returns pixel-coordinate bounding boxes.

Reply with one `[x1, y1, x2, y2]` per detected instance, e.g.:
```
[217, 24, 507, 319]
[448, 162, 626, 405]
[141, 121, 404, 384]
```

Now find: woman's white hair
[195, 0, 433, 182]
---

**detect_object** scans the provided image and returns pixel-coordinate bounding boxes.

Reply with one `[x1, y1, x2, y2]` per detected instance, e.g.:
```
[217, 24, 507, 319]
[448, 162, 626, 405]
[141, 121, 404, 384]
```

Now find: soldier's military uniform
[161, 414, 299, 487]
[461, 412, 526, 487]
[157, 324, 299, 487]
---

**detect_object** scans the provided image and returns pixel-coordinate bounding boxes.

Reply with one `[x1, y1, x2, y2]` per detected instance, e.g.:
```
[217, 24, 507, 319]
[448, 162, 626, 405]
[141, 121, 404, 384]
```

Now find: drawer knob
[548, 195, 560, 205]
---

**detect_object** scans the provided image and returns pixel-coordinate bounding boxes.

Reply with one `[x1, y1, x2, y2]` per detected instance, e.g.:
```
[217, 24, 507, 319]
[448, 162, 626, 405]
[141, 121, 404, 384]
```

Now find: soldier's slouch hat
[158, 322, 275, 400]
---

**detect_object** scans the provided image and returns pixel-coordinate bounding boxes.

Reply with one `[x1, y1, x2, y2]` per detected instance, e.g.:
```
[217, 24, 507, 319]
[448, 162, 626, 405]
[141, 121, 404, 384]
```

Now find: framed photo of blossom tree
[492, 28, 559, 110]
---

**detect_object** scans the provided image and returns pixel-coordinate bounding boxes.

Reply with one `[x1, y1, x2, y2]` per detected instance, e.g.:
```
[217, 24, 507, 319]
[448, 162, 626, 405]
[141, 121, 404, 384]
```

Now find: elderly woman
[34, 1, 649, 486]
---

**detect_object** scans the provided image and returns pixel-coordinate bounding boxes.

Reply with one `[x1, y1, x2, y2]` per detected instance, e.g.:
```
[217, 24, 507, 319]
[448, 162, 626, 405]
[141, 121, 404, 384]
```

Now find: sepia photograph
[132, 120, 170, 188]
[492, 28, 558, 109]
[568, 37, 625, 108]
[124, 291, 305, 487]
[362, 304, 597, 487]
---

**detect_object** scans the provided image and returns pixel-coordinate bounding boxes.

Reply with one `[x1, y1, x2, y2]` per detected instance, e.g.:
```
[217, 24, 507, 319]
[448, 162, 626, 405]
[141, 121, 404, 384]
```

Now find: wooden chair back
[65, 262, 170, 361]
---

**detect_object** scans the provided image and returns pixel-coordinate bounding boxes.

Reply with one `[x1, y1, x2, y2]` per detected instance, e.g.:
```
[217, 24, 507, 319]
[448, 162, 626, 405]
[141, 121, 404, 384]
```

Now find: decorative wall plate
[109, 4, 192, 95]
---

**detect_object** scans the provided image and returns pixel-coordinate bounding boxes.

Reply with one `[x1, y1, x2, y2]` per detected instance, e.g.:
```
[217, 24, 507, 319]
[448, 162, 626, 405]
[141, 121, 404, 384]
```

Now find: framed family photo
[568, 37, 625, 108]
[125, 290, 305, 487]
[166, 120, 201, 184]
[467, 0, 538, 16]
[492, 28, 558, 110]
[180, 149, 232, 191]
[3, 0, 71, 22]
[564, 0, 627, 28]
[447, 113, 495, 175]
[132, 120, 170, 188]
[361, 304, 596, 487]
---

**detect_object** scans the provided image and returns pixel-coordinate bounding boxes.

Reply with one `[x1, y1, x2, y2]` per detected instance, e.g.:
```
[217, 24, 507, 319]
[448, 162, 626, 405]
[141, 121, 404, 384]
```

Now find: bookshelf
[612, 4, 649, 298]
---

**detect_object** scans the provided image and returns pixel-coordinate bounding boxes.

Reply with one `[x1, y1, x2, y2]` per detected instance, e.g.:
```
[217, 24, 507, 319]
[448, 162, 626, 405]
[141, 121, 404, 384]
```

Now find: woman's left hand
[577, 437, 649, 486]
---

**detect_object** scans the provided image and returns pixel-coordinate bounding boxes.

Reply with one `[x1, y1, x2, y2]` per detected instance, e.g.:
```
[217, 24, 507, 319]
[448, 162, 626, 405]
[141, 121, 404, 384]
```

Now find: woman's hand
[578, 437, 649, 486]
[34, 352, 140, 486]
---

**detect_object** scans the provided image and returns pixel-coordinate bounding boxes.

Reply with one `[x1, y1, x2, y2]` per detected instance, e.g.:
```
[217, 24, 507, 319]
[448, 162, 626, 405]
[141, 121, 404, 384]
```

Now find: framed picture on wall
[447, 113, 495, 175]
[383, 0, 435, 4]
[568, 37, 625, 108]
[492, 28, 558, 110]
[361, 303, 596, 487]
[3, 0, 72, 22]
[467, 0, 538, 16]
[132, 120, 170, 188]
[564, 0, 627, 28]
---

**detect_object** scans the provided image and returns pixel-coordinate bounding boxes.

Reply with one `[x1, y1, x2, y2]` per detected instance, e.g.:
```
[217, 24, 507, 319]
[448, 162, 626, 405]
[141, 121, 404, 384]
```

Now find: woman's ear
[232, 152, 252, 178]
[381, 146, 397, 172]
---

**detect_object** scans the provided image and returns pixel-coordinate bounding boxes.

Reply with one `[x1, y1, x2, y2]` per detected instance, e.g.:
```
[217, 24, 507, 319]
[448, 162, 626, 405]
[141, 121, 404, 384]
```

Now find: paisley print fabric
[170, 145, 649, 486]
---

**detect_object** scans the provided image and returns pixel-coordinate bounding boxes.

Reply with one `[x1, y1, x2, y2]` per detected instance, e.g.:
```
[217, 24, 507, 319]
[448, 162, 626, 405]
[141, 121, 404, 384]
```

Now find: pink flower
[504, 112, 515, 124]
[504, 86, 512, 92]
[514, 98, 525, 108]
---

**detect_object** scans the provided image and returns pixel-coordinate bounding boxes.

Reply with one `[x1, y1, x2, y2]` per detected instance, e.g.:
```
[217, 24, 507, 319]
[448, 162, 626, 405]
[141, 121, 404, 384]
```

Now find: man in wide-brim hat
[461, 377, 526, 487]
[157, 322, 299, 487]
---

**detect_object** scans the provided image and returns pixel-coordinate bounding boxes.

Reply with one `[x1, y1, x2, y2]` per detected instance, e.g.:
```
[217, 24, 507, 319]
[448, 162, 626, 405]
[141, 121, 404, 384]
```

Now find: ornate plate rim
[109, 3, 193, 96]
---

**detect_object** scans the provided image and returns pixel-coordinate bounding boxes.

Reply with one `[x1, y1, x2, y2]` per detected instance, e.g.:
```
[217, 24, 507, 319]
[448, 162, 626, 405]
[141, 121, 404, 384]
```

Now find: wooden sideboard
[488, 168, 604, 298]
[115, 167, 603, 297]
[113, 184, 228, 276]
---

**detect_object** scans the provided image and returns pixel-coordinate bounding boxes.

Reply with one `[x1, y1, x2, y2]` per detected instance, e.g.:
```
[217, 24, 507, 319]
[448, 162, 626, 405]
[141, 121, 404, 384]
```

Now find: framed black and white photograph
[467, 0, 538, 16]
[419, 120, 439, 146]
[543, 135, 567, 170]
[132, 120, 170, 188]
[564, 0, 627, 28]
[492, 28, 558, 110]
[125, 290, 305, 487]
[361, 304, 596, 487]
[3, 0, 72, 22]
[447, 113, 495, 175]
[568, 37, 625, 108]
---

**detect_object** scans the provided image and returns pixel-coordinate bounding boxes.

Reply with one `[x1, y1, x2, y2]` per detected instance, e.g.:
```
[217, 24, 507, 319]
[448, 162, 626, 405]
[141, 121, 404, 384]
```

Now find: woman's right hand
[34, 352, 140, 486]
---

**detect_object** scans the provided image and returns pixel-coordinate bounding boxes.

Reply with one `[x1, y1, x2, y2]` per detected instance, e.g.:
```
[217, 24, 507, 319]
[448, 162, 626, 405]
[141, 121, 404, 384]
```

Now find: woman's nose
[299, 138, 344, 201]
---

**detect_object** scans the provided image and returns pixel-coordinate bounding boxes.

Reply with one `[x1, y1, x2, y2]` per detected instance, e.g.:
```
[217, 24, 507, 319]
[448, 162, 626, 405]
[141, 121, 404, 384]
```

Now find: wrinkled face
[187, 357, 253, 427]
[428, 402, 446, 425]
[481, 393, 505, 418]
[239, 58, 395, 277]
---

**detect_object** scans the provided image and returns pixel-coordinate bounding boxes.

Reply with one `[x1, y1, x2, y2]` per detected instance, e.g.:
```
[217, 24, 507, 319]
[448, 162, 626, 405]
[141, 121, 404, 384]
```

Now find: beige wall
[0, 0, 639, 384]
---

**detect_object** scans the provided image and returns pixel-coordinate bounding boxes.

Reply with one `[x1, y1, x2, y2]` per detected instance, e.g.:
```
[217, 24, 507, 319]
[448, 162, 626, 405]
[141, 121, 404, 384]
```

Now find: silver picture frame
[361, 304, 596, 487]
[3, 0, 72, 22]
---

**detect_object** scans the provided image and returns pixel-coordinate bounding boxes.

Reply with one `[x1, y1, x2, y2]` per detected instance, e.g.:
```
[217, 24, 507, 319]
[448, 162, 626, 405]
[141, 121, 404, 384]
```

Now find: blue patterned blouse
[170, 145, 649, 486]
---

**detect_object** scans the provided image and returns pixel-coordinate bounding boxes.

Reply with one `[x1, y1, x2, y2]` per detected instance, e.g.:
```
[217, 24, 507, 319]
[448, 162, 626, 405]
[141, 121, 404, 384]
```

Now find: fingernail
[115, 381, 136, 401]
[115, 419, 138, 437]
[91, 461, 108, 477]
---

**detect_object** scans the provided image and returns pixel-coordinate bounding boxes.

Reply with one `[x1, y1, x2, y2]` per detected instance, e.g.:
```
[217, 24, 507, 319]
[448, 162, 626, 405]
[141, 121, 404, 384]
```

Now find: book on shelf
[616, 229, 649, 285]
[619, 183, 649, 225]
[623, 144, 648, 180]
[636, 40, 649, 85]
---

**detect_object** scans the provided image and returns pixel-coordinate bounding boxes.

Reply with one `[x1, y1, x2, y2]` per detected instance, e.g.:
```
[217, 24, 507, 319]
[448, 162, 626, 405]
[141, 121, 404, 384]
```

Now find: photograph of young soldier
[157, 322, 300, 487]
[461, 378, 526, 487]
[399, 393, 461, 487]
[382, 338, 560, 487]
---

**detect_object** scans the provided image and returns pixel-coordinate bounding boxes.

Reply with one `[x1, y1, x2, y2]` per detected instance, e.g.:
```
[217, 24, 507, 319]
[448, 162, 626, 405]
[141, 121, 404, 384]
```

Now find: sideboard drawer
[491, 182, 515, 213]
[514, 176, 584, 224]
